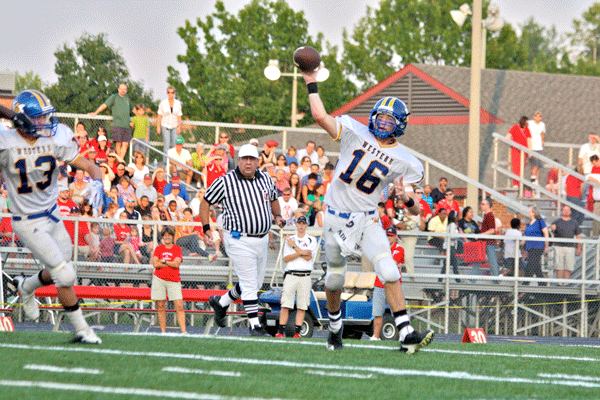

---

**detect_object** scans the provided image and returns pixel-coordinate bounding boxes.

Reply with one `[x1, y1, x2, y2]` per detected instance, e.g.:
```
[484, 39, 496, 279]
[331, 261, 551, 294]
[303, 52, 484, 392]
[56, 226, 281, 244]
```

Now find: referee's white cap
[238, 143, 259, 159]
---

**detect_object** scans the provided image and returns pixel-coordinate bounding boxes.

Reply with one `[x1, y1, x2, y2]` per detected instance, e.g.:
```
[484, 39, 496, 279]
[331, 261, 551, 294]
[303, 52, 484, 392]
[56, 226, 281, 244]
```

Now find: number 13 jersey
[325, 115, 423, 213]
[0, 124, 80, 216]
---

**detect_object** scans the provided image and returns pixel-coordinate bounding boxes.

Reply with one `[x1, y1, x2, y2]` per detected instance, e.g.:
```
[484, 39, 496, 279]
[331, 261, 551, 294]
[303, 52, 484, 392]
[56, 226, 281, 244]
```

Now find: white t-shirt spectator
[167, 148, 192, 171]
[157, 99, 183, 130]
[128, 163, 150, 188]
[527, 120, 546, 151]
[296, 148, 319, 165]
[504, 228, 522, 259]
[579, 143, 600, 174]
[278, 196, 299, 226]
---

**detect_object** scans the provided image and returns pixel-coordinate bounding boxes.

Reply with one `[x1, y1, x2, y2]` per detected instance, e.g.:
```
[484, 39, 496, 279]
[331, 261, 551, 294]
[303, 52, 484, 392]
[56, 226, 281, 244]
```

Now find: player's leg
[370, 286, 386, 340]
[322, 213, 346, 349]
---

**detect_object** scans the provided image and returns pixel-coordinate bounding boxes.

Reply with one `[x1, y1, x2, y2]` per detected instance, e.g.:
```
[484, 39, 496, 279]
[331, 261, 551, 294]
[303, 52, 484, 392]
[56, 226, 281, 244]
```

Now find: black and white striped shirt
[204, 167, 278, 235]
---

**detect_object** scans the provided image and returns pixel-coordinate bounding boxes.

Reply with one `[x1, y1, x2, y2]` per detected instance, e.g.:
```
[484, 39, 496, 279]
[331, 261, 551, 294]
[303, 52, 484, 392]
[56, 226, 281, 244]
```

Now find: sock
[220, 283, 241, 307]
[328, 309, 342, 333]
[277, 325, 285, 334]
[64, 304, 89, 332]
[243, 299, 261, 328]
[295, 325, 302, 334]
[394, 309, 414, 341]
[22, 272, 44, 293]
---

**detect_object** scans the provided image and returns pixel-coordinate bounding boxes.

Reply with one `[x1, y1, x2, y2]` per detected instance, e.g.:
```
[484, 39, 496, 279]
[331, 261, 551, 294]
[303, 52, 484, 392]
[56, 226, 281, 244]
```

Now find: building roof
[330, 63, 600, 185]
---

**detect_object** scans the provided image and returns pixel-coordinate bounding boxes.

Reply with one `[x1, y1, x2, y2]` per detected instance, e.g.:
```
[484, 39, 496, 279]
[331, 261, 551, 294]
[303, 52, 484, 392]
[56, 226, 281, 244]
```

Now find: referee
[200, 144, 284, 336]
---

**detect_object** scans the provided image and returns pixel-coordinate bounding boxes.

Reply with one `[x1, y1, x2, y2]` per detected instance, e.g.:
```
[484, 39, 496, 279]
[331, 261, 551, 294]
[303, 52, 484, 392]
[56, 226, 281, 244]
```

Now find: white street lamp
[450, 2, 503, 210]
[264, 59, 329, 127]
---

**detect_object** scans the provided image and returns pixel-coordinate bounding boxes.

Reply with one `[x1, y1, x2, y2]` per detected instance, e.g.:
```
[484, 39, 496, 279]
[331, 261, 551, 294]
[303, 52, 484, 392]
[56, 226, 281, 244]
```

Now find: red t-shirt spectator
[435, 199, 460, 216]
[419, 199, 433, 220]
[0, 217, 18, 245]
[206, 162, 226, 187]
[57, 198, 78, 217]
[153, 178, 168, 195]
[64, 220, 90, 246]
[153, 244, 183, 282]
[375, 243, 404, 287]
[480, 212, 496, 245]
[546, 168, 559, 185]
[114, 224, 131, 241]
[380, 214, 391, 230]
[566, 174, 583, 198]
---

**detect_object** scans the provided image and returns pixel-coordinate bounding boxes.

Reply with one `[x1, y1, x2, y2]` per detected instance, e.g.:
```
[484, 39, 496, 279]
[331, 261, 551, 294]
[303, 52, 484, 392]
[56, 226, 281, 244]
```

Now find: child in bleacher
[503, 218, 522, 277]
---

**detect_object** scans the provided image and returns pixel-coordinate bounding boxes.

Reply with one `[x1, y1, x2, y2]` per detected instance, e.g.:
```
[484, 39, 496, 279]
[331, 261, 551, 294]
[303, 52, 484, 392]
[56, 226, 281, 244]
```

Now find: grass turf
[0, 331, 599, 399]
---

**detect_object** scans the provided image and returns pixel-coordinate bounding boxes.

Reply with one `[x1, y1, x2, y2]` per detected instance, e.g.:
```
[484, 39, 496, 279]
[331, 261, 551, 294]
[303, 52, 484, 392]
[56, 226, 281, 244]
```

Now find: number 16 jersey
[325, 115, 423, 213]
[0, 124, 80, 216]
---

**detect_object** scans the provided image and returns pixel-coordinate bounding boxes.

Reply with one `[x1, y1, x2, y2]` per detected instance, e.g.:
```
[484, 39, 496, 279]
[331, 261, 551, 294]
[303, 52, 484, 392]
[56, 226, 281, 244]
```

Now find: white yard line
[538, 373, 600, 382]
[162, 366, 242, 377]
[2, 343, 600, 389]
[0, 380, 293, 400]
[23, 364, 102, 375]
[305, 370, 373, 379]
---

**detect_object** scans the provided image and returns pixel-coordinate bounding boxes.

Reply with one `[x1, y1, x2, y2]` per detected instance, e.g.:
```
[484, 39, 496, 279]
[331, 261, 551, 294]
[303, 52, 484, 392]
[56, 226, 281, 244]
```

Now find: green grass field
[0, 331, 599, 400]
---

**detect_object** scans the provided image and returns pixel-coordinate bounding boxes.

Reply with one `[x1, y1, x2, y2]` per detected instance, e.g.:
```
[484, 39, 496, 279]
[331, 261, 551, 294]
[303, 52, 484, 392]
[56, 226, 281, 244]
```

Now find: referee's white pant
[223, 230, 269, 301]
[12, 208, 73, 270]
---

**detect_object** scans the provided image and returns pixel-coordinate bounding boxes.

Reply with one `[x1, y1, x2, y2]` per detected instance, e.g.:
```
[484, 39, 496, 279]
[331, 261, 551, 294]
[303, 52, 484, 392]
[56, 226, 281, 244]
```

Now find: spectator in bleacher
[80, 198, 95, 218]
[69, 169, 89, 205]
[585, 166, 600, 236]
[524, 206, 549, 285]
[313, 200, 325, 228]
[286, 146, 298, 166]
[215, 131, 235, 159]
[288, 161, 298, 176]
[57, 185, 78, 216]
[88, 222, 101, 263]
[153, 196, 171, 221]
[99, 163, 115, 194]
[189, 187, 206, 216]
[440, 211, 461, 282]
[167, 199, 182, 221]
[163, 172, 190, 202]
[316, 145, 329, 170]
[249, 138, 259, 147]
[99, 229, 117, 264]
[274, 168, 290, 195]
[427, 208, 448, 252]
[106, 186, 125, 210]
[175, 207, 213, 259]
[157, 86, 183, 161]
[93, 132, 110, 164]
[116, 176, 135, 204]
[114, 211, 142, 265]
[279, 188, 299, 227]
[139, 216, 155, 261]
[422, 184, 434, 209]
[193, 209, 222, 258]
[106, 151, 120, 175]
[112, 162, 134, 187]
[503, 218, 523, 277]
[434, 189, 460, 217]
[430, 177, 448, 209]
[413, 187, 432, 224]
[322, 163, 334, 193]
[296, 140, 318, 165]
[191, 142, 207, 188]
[205, 152, 227, 188]
[259, 140, 278, 167]
[276, 215, 317, 338]
[549, 205, 582, 282]
[527, 112, 546, 185]
[378, 202, 392, 230]
[289, 172, 302, 202]
[300, 173, 318, 205]
[275, 154, 290, 175]
[578, 133, 600, 175]
[128, 151, 149, 189]
[64, 207, 99, 262]
[370, 225, 404, 340]
[87, 147, 99, 165]
[297, 156, 312, 181]
[301, 165, 323, 187]
[167, 136, 194, 185]
[151, 227, 187, 334]
[566, 166, 585, 225]
[135, 196, 152, 219]
[458, 206, 480, 239]
[76, 131, 93, 159]
[472, 198, 500, 277]
[165, 183, 187, 210]
[130, 104, 150, 156]
[0, 216, 21, 247]
[545, 162, 560, 195]
[262, 162, 276, 178]
[152, 166, 168, 195]
[117, 198, 142, 226]
[100, 203, 119, 234]
[135, 174, 157, 205]
[506, 116, 531, 188]
[75, 121, 86, 136]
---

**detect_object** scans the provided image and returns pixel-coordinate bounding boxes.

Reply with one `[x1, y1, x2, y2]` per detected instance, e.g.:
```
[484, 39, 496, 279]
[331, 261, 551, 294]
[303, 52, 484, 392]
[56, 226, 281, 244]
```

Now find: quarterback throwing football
[0, 90, 104, 344]
[301, 71, 434, 353]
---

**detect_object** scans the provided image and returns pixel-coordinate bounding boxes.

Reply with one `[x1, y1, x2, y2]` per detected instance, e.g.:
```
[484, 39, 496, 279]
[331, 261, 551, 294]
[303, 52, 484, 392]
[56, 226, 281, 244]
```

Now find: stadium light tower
[450, 1, 503, 210]
[264, 60, 329, 128]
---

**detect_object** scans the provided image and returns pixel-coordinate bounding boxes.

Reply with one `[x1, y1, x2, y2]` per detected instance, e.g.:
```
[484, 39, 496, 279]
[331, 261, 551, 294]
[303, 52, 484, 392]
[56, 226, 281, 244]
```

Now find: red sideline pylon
[462, 328, 487, 343]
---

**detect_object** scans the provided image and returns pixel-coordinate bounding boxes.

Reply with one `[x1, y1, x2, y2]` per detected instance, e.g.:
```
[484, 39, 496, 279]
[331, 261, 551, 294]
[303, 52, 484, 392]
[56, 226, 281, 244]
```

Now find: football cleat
[400, 329, 435, 354]
[326, 327, 343, 351]
[275, 332, 285, 338]
[249, 326, 270, 337]
[209, 295, 228, 327]
[293, 333, 301, 338]
[73, 328, 102, 345]
[15, 275, 39, 321]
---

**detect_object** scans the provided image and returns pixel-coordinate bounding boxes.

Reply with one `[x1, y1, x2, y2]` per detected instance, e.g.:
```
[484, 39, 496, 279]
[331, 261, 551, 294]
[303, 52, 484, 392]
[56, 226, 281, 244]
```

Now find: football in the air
[293, 46, 321, 72]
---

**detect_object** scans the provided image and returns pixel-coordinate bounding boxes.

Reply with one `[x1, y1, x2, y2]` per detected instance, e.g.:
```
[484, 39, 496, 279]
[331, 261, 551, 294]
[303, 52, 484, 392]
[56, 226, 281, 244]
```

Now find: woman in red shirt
[114, 212, 141, 265]
[152, 166, 168, 194]
[151, 227, 186, 334]
[506, 116, 531, 188]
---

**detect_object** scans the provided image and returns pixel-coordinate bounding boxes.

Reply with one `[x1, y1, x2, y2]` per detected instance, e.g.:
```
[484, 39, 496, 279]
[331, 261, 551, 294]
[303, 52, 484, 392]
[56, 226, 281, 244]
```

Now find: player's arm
[393, 176, 419, 215]
[0, 104, 34, 133]
[300, 70, 337, 139]
[71, 157, 102, 180]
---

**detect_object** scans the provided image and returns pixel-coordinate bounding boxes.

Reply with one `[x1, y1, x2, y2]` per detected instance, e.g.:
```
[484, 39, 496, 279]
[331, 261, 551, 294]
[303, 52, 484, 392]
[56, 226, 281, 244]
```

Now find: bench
[33, 286, 241, 333]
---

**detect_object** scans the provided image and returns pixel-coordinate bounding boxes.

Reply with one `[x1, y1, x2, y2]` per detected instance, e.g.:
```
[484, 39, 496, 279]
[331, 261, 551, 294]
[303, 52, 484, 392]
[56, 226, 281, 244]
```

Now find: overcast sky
[1, 0, 596, 98]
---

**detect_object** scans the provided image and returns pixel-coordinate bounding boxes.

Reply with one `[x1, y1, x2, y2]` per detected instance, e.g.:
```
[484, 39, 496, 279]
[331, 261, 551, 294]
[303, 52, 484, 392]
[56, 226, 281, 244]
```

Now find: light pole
[264, 60, 329, 128]
[450, 2, 503, 210]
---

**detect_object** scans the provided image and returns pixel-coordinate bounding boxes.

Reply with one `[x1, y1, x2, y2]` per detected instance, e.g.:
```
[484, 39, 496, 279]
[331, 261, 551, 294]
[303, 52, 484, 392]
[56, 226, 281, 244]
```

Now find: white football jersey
[324, 115, 423, 213]
[0, 124, 80, 215]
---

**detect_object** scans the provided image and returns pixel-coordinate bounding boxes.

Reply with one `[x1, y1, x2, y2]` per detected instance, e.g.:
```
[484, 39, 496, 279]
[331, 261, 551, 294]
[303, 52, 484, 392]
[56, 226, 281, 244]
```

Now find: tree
[341, 0, 470, 91]
[45, 33, 153, 113]
[167, 0, 355, 126]
[484, 24, 529, 70]
[15, 71, 46, 93]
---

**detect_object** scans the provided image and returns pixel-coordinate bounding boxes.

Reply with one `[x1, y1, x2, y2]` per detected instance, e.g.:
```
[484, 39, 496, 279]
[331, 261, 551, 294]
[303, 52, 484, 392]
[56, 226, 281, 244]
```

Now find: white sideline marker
[305, 369, 373, 379]
[539, 373, 600, 382]
[23, 364, 103, 375]
[163, 366, 242, 377]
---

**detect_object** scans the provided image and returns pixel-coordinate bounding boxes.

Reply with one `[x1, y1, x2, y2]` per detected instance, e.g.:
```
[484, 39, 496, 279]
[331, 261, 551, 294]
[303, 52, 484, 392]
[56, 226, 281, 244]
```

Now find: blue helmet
[12, 89, 58, 136]
[368, 97, 410, 139]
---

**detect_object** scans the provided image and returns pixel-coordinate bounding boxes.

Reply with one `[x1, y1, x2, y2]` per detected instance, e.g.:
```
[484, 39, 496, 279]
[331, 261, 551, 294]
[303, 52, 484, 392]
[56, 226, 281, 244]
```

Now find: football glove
[82, 179, 105, 210]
